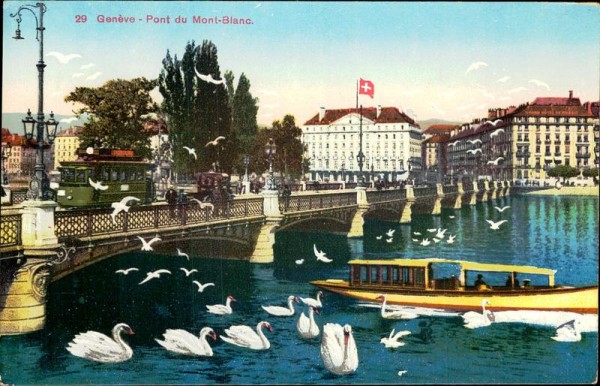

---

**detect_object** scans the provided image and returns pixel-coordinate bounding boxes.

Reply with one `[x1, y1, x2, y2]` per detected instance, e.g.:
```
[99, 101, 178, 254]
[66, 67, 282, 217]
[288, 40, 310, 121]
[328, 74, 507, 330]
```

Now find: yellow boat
[311, 258, 598, 314]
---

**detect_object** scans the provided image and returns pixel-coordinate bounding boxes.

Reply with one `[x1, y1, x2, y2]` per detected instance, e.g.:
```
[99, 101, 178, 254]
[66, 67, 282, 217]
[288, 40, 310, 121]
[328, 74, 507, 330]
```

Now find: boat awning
[347, 258, 556, 276]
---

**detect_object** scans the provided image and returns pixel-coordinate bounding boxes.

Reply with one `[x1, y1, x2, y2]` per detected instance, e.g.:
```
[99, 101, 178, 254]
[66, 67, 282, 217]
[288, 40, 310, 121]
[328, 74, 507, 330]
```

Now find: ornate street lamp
[264, 138, 277, 190]
[341, 162, 345, 182]
[243, 154, 250, 183]
[11, 3, 60, 200]
[356, 105, 365, 186]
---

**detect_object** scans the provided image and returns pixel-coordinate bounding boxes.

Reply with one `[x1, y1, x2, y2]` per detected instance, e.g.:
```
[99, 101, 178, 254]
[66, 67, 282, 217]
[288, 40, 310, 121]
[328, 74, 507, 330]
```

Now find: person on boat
[506, 274, 520, 288]
[474, 274, 491, 290]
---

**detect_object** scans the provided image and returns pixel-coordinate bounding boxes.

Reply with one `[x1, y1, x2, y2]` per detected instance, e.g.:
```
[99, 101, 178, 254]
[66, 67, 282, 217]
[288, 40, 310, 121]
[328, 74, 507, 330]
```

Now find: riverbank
[520, 186, 599, 196]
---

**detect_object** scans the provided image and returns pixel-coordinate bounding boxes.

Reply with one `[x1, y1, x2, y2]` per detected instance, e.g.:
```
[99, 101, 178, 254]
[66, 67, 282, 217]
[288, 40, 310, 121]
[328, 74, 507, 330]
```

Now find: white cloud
[72, 72, 85, 78]
[496, 76, 510, 83]
[507, 87, 528, 94]
[80, 63, 95, 70]
[465, 61, 488, 75]
[86, 72, 102, 81]
[528, 79, 550, 90]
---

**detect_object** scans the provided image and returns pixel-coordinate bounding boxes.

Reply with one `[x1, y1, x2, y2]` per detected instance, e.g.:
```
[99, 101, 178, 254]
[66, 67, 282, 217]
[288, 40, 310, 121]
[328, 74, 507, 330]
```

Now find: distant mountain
[2, 112, 88, 134]
[418, 119, 461, 131]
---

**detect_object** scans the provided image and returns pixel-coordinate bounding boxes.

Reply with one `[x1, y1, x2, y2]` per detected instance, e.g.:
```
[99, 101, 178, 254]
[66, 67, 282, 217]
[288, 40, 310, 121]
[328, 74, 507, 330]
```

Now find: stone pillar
[479, 181, 489, 202]
[249, 190, 282, 263]
[490, 181, 498, 200]
[457, 182, 464, 195]
[242, 181, 251, 195]
[21, 200, 59, 247]
[400, 185, 415, 223]
[261, 189, 280, 217]
[468, 181, 478, 205]
[505, 180, 511, 196]
[0, 259, 52, 335]
[431, 183, 443, 215]
[348, 186, 369, 238]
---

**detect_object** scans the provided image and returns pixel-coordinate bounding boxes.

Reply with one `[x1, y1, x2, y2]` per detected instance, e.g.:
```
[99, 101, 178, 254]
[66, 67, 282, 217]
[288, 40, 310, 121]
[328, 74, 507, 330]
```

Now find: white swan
[380, 328, 411, 348]
[206, 295, 236, 315]
[551, 319, 581, 342]
[296, 306, 320, 339]
[320, 323, 358, 375]
[220, 321, 273, 350]
[461, 299, 495, 329]
[262, 295, 299, 316]
[376, 295, 419, 320]
[66, 323, 135, 363]
[299, 291, 323, 308]
[155, 327, 217, 356]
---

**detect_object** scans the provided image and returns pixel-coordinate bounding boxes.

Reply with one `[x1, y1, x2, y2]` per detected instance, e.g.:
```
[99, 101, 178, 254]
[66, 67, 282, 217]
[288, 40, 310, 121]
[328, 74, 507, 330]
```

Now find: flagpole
[356, 80, 358, 110]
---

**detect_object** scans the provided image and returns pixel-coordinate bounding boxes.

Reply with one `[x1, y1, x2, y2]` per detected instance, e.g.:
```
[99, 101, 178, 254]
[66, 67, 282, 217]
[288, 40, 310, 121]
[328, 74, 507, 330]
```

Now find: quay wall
[519, 186, 599, 197]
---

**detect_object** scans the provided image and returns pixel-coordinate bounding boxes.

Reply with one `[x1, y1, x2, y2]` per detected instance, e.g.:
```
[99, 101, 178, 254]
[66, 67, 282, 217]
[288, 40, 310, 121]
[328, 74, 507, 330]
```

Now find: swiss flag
[359, 78, 374, 99]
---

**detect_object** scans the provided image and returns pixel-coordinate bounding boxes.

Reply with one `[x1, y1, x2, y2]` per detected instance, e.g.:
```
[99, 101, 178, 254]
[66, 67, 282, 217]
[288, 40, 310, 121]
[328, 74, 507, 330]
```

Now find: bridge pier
[431, 183, 443, 215]
[466, 182, 478, 205]
[249, 190, 281, 264]
[0, 199, 60, 336]
[348, 186, 369, 238]
[399, 186, 414, 223]
[478, 181, 490, 202]
[490, 181, 498, 200]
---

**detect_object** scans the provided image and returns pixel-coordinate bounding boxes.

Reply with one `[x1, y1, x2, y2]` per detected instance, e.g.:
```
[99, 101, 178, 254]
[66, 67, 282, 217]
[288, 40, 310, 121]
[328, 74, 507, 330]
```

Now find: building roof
[304, 106, 418, 126]
[423, 124, 456, 135]
[512, 103, 592, 117]
[583, 101, 600, 118]
[56, 126, 84, 137]
[532, 97, 581, 106]
[1, 128, 27, 146]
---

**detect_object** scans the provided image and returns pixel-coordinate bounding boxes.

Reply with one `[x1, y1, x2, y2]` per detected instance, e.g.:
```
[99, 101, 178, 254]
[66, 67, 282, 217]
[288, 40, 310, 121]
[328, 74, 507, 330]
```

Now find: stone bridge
[0, 180, 511, 335]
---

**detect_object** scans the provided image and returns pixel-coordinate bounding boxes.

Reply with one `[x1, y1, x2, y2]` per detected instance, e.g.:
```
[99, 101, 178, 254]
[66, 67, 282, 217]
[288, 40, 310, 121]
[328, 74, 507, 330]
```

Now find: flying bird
[448, 140, 462, 147]
[110, 196, 141, 224]
[88, 178, 109, 191]
[193, 281, 215, 292]
[386, 229, 396, 237]
[465, 61, 488, 75]
[486, 219, 508, 230]
[467, 139, 482, 145]
[205, 136, 226, 147]
[528, 79, 550, 90]
[313, 244, 333, 263]
[295, 259, 304, 265]
[376, 235, 383, 240]
[433, 238, 441, 243]
[494, 205, 511, 213]
[380, 328, 411, 349]
[115, 268, 139, 275]
[485, 119, 504, 127]
[46, 51, 82, 64]
[412, 238, 419, 242]
[467, 148, 482, 155]
[449, 215, 456, 219]
[386, 238, 393, 243]
[427, 228, 437, 233]
[447, 235, 456, 244]
[190, 198, 214, 211]
[413, 231, 422, 236]
[398, 370, 408, 377]
[183, 146, 197, 160]
[194, 68, 225, 85]
[420, 238, 431, 246]
[138, 269, 171, 285]
[487, 157, 504, 165]
[177, 248, 190, 260]
[435, 228, 447, 239]
[180, 268, 198, 277]
[137, 235, 161, 251]
[551, 319, 581, 342]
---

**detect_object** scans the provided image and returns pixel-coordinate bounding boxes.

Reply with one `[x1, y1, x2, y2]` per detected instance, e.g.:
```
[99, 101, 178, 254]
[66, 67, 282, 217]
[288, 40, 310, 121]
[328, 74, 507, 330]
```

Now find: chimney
[568, 90, 573, 100]
[377, 105, 382, 119]
[319, 107, 326, 121]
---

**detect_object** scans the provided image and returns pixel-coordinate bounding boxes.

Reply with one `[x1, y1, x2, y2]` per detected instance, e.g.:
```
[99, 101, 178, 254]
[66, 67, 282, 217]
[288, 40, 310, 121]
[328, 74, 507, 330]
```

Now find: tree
[546, 165, 580, 182]
[582, 167, 599, 178]
[231, 73, 259, 170]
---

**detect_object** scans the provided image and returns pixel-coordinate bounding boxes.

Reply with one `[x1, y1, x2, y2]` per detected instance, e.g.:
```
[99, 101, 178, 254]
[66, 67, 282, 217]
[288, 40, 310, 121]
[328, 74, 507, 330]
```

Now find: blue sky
[3, 1, 599, 126]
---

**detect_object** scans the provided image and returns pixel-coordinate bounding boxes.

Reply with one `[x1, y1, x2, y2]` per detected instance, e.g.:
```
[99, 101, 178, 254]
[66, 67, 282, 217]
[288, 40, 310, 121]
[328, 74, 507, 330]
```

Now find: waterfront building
[421, 124, 455, 183]
[53, 126, 83, 170]
[2, 128, 26, 176]
[301, 106, 422, 182]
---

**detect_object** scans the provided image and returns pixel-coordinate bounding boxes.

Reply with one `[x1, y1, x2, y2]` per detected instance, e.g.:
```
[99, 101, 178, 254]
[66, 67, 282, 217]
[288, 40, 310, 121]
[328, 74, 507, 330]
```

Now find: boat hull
[311, 280, 598, 314]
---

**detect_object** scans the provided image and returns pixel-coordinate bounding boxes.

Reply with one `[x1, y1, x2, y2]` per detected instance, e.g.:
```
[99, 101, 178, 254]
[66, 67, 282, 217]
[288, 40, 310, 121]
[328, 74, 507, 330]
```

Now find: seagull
[433, 238, 440, 243]
[115, 268, 139, 275]
[485, 119, 504, 127]
[386, 238, 393, 243]
[412, 239, 419, 242]
[489, 128, 505, 138]
[413, 231, 422, 236]
[551, 319, 581, 342]
[183, 146, 197, 160]
[313, 244, 333, 263]
[420, 238, 431, 246]
[427, 228, 437, 233]
[193, 281, 215, 293]
[137, 235, 161, 251]
[529, 79, 550, 90]
[487, 157, 504, 165]
[46, 51, 82, 64]
[467, 139, 482, 145]
[386, 229, 396, 237]
[380, 328, 411, 349]
[494, 205, 511, 213]
[435, 228, 447, 239]
[190, 198, 214, 211]
[205, 136, 226, 147]
[110, 196, 141, 224]
[486, 219, 508, 230]
[295, 259, 304, 265]
[376, 235, 383, 240]
[89, 178, 109, 191]
[139, 269, 171, 285]
[449, 215, 456, 219]
[180, 268, 198, 277]
[177, 248, 190, 260]
[194, 68, 225, 85]
[466, 148, 482, 155]
[448, 140, 462, 147]
[398, 370, 408, 377]
[447, 235, 456, 244]
[465, 61, 488, 75]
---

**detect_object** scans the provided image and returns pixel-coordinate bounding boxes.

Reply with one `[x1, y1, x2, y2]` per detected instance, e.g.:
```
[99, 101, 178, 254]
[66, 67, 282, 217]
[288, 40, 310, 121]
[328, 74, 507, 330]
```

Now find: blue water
[0, 195, 597, 384]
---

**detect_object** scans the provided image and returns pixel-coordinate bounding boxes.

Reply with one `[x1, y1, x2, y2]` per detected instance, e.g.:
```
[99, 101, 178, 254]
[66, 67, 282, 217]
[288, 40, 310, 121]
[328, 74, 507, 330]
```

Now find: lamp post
[341, 162, 345, 182]
[356, 105, 366, 186]
[242, 154, 250, 194]
[2, 143, 12, 186]
[11, 3, 59, 201]
[264, 138, 277, 190]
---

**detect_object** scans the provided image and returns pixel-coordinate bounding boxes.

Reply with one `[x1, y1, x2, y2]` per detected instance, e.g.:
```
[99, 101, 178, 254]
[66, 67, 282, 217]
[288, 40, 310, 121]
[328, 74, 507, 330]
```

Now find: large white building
[301, 106, 422, 182]
[53, 126, 83, 170]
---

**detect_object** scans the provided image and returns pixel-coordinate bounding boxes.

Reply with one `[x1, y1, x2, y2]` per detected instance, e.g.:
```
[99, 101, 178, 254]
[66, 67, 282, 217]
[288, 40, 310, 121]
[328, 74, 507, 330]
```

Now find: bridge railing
[442, 185, 458, 194]
[477, 181, 486, 191]
[366, 189, 407, 203]
[279, 191, 356, 213]
[413, 186, 438, 197]
[55, 197, 264, 240]
[0, 214, 21, 247]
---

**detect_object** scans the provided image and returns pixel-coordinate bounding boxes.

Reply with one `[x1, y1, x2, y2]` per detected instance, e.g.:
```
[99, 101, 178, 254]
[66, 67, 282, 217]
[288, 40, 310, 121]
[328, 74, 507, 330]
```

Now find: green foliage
[546, 165, 580, 182]
[231, 73, 259, 170]
[64, 78, 158, 158]
[582, 167, 599, 178]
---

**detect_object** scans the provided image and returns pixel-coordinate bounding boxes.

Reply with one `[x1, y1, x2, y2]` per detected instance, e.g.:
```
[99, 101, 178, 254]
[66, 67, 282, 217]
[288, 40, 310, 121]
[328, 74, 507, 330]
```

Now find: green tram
[56, 148, 155, 208]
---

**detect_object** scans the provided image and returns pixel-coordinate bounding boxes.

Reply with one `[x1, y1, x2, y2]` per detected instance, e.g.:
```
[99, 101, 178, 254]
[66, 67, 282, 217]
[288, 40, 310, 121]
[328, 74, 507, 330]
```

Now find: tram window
[402, 268, 410, 285]
[371, 266, 379, 284]
[89, 169, 95, 181]
[415, 268, 425, 286]
[120, 171, 127, 182]
[76, 170, 86, 183]
[62, 168, 74, 182]
[137, 170, 144, 180]
[392, 267, 400, 284]
[111, 170, 118, 182]
[102, 168, 109, 181]
[381, 266, 390, 284]
[360, 266, 368, 284]
[130, 169, 136, 181]
[351, 266, 360, 284]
